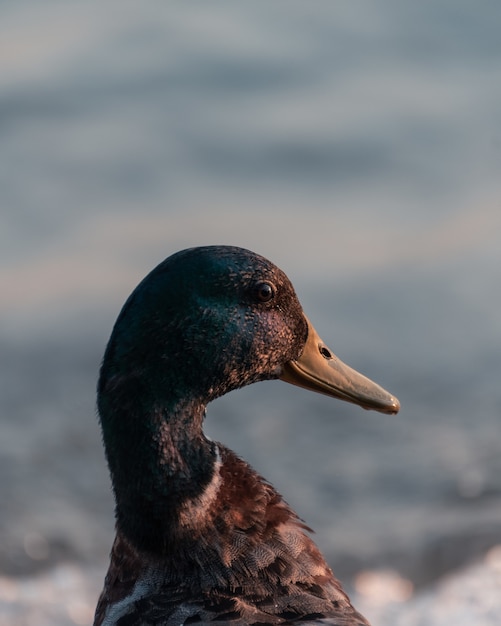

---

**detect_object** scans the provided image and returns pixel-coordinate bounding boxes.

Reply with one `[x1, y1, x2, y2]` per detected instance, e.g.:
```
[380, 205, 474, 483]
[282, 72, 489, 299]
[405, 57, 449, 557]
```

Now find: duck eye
[253, 281, 275, 303]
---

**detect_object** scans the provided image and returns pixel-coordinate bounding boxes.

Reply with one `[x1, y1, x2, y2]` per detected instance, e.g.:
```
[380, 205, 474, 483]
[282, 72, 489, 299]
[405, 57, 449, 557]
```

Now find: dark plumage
[94, 246, 400, 626]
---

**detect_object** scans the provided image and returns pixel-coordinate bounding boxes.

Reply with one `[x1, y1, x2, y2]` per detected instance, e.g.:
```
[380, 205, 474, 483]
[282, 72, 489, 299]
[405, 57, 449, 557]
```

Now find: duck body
[94, 246, 399, 626]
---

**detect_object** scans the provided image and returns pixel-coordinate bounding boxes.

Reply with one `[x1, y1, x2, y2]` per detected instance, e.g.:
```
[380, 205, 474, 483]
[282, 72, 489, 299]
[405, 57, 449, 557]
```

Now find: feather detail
[95, 447, 369, 626]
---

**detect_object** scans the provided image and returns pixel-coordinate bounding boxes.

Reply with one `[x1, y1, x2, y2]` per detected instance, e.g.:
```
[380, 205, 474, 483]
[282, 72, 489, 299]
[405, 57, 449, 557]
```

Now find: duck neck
[99, 385, 217, 555]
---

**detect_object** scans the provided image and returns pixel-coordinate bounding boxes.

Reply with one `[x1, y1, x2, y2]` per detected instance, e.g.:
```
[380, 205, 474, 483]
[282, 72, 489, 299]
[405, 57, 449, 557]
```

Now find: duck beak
[280, 316, 400, 415]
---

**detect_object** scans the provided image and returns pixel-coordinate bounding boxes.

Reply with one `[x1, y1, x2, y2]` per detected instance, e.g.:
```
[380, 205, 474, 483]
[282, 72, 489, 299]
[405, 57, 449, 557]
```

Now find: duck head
[99, 245, 399, 415]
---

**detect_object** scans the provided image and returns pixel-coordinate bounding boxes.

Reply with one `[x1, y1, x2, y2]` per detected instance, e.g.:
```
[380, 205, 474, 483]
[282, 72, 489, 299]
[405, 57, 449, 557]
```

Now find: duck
[93, 245, 400, 626]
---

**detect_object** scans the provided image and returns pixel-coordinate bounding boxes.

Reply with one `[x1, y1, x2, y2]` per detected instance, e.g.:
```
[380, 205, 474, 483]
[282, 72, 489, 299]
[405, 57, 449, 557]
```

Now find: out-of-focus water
[1, 1, 501, 622]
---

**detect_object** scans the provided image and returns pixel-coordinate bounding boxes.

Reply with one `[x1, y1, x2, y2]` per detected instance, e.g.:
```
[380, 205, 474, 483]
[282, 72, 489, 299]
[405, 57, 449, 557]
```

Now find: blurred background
[1, 1, 501, 624]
